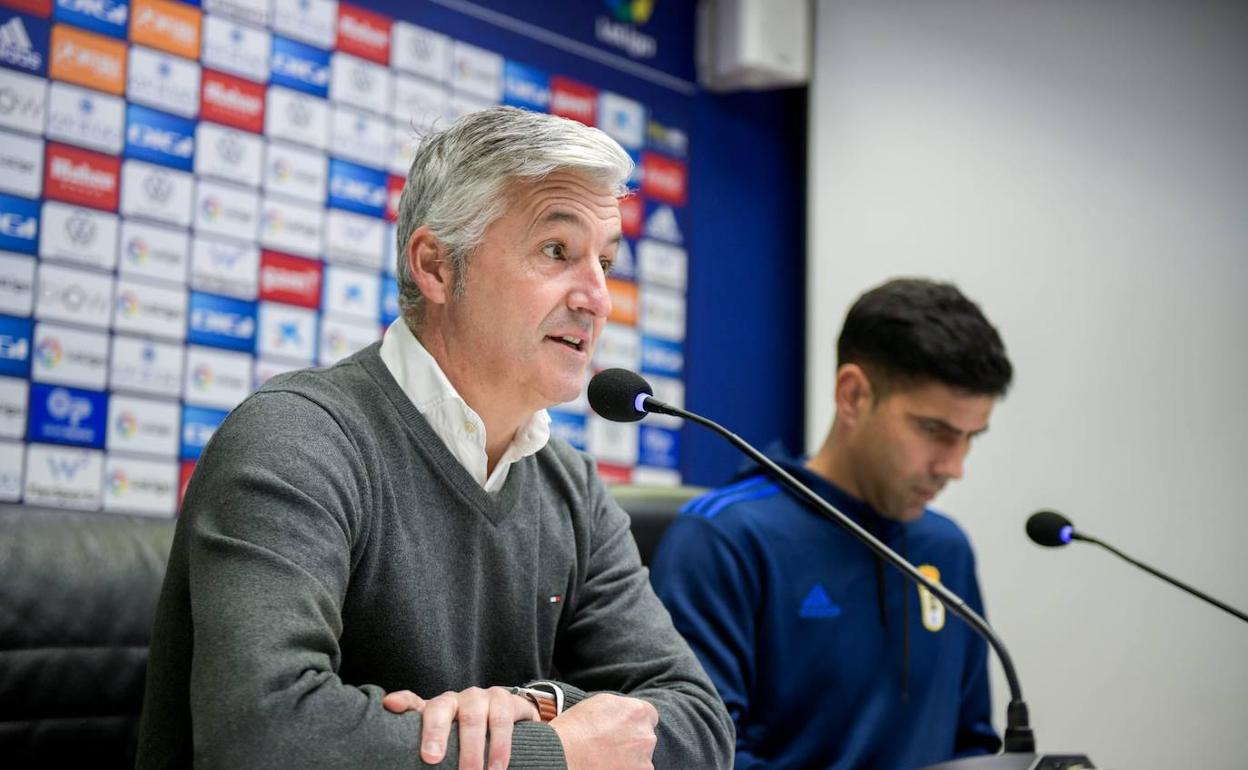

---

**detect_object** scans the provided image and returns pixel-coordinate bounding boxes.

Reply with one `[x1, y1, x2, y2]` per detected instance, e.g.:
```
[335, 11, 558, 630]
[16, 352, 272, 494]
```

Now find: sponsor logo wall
[0, 0, 692, 514]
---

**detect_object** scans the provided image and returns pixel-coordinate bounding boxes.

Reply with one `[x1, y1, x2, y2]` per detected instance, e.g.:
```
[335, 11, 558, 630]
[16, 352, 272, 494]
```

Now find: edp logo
[47, 385, 92, 425]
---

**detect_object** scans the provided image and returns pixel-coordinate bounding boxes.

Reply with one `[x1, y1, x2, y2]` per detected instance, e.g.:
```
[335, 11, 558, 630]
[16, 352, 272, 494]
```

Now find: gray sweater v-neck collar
[356, 343, 530, 527]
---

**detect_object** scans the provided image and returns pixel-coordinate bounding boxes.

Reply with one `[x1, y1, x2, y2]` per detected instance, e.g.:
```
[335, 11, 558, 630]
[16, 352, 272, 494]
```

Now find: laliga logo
[47, 387, 92, 426]
[262, 208, 285, 233]
[37, 337, 64, 369]
[193, 363, 214, 390]
[115, 410, 139, 439]
[127, 236, 150, 263]
[271, 157, 291, 182]
[606, 0, 655, 23]
[118, 290, 141, 318]
[201, 195, 223, 222]
[109, 468, 129, 495]
[328, 329, 347, 353]
[597, 0, 657, 59]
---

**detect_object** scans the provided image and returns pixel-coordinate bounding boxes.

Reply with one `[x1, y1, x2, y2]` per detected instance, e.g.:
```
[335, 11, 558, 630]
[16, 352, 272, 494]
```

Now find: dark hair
[837, 278, 1013, 397]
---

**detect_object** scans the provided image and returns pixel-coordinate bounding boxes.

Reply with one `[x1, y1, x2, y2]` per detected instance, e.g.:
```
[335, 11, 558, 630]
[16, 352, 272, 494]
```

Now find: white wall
[807, 2, 1248, 768]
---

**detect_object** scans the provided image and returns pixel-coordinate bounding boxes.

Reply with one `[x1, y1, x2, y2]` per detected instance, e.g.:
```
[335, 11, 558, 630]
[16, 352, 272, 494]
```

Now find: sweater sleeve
[953, 549, 1003, 758]
[545, 459, 735, 769]
[649, 514, 772, 768]
[172, 391, 565, 769]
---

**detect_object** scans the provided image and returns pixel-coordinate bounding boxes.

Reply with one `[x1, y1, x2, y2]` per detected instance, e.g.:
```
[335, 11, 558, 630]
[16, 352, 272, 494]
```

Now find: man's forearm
[190, 680, 566, 769]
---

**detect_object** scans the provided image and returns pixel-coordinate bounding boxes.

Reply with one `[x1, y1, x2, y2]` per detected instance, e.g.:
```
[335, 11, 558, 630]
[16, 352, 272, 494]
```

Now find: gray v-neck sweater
[136, 343, 732, 768]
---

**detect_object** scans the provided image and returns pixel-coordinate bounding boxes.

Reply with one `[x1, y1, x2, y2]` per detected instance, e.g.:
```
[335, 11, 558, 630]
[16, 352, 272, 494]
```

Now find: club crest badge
[917, 564, 946, 632]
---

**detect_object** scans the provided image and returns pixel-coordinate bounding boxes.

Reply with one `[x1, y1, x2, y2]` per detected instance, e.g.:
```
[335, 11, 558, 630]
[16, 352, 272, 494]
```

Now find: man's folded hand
[383, 686, 542, 770]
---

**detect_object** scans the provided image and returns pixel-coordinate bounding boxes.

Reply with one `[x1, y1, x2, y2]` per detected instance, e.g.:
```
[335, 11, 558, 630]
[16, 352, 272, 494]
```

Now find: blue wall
[383, 0, 810, 486]
[683, 87, 807, 486]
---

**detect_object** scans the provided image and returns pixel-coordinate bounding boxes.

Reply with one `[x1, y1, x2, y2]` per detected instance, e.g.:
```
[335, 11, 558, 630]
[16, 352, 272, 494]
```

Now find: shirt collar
[378, 318, 551, 492]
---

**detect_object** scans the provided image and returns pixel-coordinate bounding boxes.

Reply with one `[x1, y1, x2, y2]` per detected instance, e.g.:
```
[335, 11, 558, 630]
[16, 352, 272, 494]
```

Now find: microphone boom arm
[1073, 533, 1248, 624]
[644, 396, 1036, 753]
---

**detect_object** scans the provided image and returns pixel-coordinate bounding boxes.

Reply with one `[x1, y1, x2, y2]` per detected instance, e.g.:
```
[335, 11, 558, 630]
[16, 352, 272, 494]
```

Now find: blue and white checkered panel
[0, 0, 690, 510]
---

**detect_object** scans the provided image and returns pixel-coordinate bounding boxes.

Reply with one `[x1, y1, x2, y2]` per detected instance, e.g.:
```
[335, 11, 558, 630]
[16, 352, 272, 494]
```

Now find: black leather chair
[0, 504, 174, 768]
[0, 485, 701, 767]
[609, 484, 703, 566]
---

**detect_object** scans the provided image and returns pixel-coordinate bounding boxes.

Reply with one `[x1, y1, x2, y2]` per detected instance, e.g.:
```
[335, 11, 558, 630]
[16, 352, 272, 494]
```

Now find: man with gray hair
[137, 107, 733, 770]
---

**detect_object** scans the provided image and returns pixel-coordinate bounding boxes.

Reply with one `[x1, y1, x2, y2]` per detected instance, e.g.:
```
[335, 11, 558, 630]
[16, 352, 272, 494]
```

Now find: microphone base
[922, 754, 1095, 770]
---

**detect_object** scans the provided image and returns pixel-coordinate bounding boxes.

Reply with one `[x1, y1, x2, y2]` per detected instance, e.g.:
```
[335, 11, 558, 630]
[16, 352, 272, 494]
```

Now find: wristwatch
[509, 681, 564, 722]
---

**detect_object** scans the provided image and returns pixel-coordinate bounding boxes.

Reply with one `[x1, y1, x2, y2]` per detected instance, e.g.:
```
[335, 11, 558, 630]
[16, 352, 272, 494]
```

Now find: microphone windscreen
[588, 368, 653, 423]
[1026, 510, 1075, 547]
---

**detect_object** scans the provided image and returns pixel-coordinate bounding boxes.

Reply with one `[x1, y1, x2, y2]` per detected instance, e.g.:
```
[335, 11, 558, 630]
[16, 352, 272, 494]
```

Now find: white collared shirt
[378, 318, 551, 495]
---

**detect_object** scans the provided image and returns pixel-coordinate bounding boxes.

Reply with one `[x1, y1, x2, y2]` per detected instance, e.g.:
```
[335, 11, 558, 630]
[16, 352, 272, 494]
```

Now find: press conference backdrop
[0, 0, 700, 515]
[808, 1, 1248, 769]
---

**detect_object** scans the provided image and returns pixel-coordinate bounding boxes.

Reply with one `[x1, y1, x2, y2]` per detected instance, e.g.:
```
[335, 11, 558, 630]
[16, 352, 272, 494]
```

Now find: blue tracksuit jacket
[650, 457, 1001, 769]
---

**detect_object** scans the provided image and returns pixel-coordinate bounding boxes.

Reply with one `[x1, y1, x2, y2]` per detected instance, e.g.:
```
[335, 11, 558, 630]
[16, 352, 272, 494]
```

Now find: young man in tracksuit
[651, 278, 1013, 769]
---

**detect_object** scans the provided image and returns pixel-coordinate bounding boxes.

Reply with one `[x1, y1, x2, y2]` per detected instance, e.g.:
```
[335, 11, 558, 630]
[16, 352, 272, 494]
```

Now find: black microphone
[586, 367, 653, 422]
[590, 369, 1096, 767]
[1026, 510, 1248, 624]
[1025, 510, 1075, 547]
